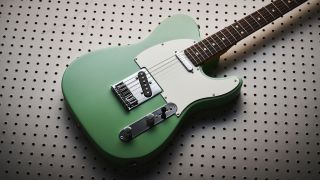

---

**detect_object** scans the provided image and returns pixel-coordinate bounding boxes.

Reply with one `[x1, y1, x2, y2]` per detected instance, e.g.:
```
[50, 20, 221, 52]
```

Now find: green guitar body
[62, 14, 242, 165]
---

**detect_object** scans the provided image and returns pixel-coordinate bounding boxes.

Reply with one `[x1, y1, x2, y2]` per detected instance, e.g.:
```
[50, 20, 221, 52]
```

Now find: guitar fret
[266, 4, 282, 18]
[202, 38, 218, 54]
[212, 35, 226, 49]
[194, 44, 207, 60]
[199, 40, 213, 56]
[215, 32, 229, 47]
[186, 48, 199, 65]
[204, 38, 218, 52]
[184, 49, 198, 65]
[250, 14, 262, 27]
[227, 26, 242, 41]
[209, 36, 223, 51]
[280, 0, 291, 9]
[256, 10, 269, 23]
[242, 18, 255, 31]
[273, 0, 290, 13]
[281, 0, 295, 9]
[246, 15, 260, 30]
[271, 2, 284, 15]
[230, 24, 243, 37]
[224, 28, 238, 42]
[259, 7, 274, 23]
[219, 30, 233, 44]
[238, 20, 251, 32]
[189, 46, 203, 63]
[236, 21, 249, 34]
[263, 7, 276, 19]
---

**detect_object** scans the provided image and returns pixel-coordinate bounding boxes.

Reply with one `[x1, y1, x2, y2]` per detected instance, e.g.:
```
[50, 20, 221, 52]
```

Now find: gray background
[0, 0, 319, 179]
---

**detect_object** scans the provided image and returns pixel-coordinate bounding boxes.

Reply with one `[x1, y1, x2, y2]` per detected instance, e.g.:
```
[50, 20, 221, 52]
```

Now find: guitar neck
[184, 0, 308, 66]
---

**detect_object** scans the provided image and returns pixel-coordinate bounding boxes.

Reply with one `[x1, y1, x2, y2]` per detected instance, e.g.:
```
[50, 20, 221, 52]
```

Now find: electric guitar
[62, 0, 307, 165]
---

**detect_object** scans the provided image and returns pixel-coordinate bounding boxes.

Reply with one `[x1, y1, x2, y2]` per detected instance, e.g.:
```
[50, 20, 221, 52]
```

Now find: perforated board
[0, 0, 319, 179]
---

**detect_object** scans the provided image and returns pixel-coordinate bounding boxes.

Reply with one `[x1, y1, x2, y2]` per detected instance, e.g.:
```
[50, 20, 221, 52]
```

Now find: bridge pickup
[111, 68, 162, 111]
[119, 103, 177, 142]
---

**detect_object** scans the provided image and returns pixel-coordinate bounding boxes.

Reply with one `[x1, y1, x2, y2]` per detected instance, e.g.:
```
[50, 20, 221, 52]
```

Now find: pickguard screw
[212, 93, 215, 97]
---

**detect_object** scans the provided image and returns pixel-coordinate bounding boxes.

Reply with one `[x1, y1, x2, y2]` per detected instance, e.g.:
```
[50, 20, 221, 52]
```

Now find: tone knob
[145, 113, 155, 127]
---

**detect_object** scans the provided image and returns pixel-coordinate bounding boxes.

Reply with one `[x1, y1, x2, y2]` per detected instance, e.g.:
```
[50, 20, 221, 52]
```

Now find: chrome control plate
[119, 103, 177, 142]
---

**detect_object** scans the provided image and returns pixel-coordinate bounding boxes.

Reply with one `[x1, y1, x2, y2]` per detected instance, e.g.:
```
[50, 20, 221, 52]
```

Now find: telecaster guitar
[62, 0, 307, 165]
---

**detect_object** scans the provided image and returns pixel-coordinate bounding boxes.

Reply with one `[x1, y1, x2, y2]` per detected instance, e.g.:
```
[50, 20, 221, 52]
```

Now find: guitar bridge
[111, 68, 162, 110]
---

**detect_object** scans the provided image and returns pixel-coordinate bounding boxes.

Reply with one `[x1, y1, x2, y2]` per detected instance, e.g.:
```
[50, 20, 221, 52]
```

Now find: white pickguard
[135, 39, 241, 116]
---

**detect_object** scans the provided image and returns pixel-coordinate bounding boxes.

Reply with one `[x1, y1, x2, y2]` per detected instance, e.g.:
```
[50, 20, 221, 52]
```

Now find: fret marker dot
[241, 31, 244, 34]
[288, 0, 291, 3]
[235, 25, 239, 28]
[195, 52, 199, 55]
[222, 37, 225, 40]
[257, 17, 261, 20]
[272, 9, 275, 12]
[204, 48, 207, 51]
[212, 43, 215, 46]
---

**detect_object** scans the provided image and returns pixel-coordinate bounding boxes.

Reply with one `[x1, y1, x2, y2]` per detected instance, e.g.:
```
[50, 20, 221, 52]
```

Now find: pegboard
[0, 0, 319, 179]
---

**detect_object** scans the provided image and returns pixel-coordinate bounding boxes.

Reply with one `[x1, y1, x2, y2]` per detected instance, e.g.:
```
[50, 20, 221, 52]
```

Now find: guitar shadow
[90, 97, 244, 179]
[207, 2, 319, 77]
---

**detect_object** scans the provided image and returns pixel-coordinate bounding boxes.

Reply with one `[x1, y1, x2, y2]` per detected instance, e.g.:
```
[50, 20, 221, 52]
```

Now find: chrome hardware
[119, 103, 177, 142]
[175, 51, 193, 72]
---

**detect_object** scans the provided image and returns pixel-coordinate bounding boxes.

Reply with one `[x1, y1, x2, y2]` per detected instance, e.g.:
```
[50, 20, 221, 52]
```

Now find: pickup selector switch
[161, 107, 167, 119]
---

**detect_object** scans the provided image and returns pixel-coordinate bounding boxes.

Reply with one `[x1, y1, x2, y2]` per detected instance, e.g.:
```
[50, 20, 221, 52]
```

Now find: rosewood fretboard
[184, 0, 308, 66]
